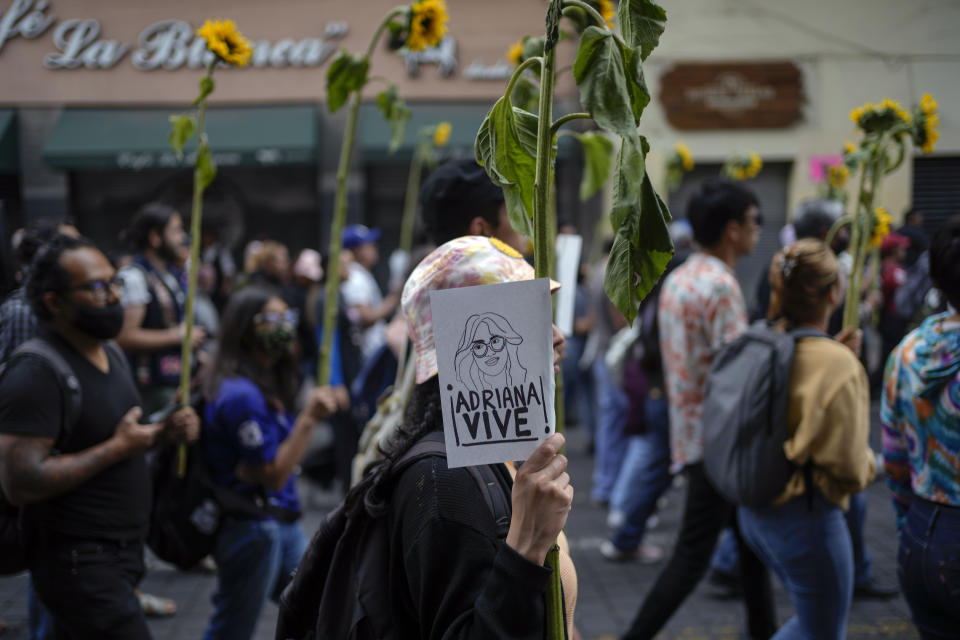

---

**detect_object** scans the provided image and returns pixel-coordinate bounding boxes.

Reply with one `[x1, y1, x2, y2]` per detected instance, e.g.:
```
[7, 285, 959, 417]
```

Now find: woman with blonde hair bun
[738, 238, 876, 640]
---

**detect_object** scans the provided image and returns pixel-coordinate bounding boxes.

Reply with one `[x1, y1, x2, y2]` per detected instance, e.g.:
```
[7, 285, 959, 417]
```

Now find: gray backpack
[702, 321, 823, 507]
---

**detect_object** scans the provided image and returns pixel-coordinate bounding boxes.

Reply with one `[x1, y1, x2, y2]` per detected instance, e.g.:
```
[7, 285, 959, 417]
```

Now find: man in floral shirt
[624, 179, 777, 640]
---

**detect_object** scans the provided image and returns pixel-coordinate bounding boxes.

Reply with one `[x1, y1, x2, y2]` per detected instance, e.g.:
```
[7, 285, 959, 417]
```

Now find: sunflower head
[506, 41, 524, 66]
[597, 0, 616, 29]
[433, 121, 451, 147]
[843, 141, 857, 155]
[827, 164, 849, 189]
[674, 142, 694, 171]
[912, 92, 940, 154]
[870, 206, 892, 248]
[406, 0, 448, 52]
[851, 98, 912, 134]
[723, 152, 762, 181]
[196, 19, 253, 67]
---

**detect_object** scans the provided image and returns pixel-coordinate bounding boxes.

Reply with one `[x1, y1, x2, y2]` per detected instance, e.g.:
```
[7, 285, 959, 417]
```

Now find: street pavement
[1, 402, 919, 639]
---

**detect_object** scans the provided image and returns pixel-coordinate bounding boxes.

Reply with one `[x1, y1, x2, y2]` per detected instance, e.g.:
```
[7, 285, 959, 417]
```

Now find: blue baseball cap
[342, 224, 381, 249]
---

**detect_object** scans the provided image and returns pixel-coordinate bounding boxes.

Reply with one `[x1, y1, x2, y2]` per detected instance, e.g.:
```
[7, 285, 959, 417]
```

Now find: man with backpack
[0, 235, 199, 640]
[623, 179, 777, 640]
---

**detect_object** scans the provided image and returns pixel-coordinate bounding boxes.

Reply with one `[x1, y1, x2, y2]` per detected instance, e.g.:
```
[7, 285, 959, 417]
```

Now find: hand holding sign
[506, 433, 573, 566]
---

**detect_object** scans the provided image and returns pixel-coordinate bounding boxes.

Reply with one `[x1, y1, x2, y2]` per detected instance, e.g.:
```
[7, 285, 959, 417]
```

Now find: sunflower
[843, 141, 856, 155]
[196, 19, 253, 67]
[827, 164, 849, 189]
[747, 152, 763, 177]
[914, 92, 940, 154]
[506, 41, 524, 66]
[674, 142, 694, 171]
[598, 0, 616, 29]
[870, 206, 892, 248]
[406, 0, 448, 52]
[433, 121, 451, 147]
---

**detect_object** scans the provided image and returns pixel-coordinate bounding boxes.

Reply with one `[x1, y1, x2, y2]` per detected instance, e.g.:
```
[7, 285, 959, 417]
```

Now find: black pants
[622, 463, 777, 640]
[29, 534, 151, 640]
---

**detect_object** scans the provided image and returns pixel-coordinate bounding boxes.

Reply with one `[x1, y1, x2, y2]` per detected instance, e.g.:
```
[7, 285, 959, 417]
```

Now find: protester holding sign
[348, 235, 575, 638]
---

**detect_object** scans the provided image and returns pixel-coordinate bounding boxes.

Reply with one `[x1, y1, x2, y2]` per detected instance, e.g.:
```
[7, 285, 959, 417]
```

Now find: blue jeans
[204, 517, 307, 640]
[710, 528, 740, 576]
[608, 397, 672, 550]
[28, 575, 53, 640]
[738, 494, 854, 640]
[897, 498, 960, 639]
[712, 491, 873, 585]
[591, 358, 628, 502]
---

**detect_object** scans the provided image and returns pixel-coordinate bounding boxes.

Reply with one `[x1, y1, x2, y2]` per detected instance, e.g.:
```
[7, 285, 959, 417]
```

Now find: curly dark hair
[687, 179, 760, 248]
[346, 375, 442, 516]
[25, 234, 98, 322]
[930, 214, 960, 311]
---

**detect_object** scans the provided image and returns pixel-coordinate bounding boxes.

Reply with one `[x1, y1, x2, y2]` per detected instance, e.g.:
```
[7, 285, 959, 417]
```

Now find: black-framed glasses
[471, 335, 507, 357]
[253, 309, 299, 327]
[65, 276, 122, 302]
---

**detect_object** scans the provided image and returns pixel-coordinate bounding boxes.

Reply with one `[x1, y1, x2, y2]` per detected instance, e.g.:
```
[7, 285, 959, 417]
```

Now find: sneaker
[599, 540, 663, 564]
[606, 509, 626, 530]
[853, 579, 899, 600]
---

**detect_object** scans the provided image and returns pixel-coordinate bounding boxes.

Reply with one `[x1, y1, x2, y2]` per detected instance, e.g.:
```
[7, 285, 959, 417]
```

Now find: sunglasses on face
[63, 276, 122, 302]
[253, 310, 299, 327]
[471, 335, 507, 357]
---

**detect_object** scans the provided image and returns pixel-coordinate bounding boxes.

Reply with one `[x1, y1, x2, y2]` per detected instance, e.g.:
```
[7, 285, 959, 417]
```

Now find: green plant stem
[562, 0, 607, 27]
[177, 62, 215, 476]
[550, 112, 591, 136]
[507, 57, 543, 98]
[318, 91, 362, 387]
[399, 134, 428, 258]
[842, 145, 873, 330]
[317, 8, 406, 387]
[544, 545, 564, 638]
[825, 215, 853, 249]
[532, 31, 557, 281]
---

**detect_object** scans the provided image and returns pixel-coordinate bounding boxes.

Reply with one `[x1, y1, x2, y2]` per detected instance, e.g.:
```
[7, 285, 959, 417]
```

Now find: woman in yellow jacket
[737, 239, 875, 640]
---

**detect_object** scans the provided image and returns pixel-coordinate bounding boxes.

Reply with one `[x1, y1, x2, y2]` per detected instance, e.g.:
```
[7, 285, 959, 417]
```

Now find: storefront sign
[659, 62, 804, 129]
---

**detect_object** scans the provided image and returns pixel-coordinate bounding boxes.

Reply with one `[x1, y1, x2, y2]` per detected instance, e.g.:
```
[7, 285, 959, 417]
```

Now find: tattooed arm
[0, 407, 160, 506]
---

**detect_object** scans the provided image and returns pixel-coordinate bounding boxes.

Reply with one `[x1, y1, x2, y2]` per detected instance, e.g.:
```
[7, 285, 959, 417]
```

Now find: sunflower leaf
[192, 76, 215, 107]
[168, 114, 196, 159]
[604, 138, 673, 324]
[196, 144, 217, 191]
[376, 85, 412, 153]
[575, 131, 615, 201]
[618, 0, 667, 61]
[573, 26, 649, 138]
[475, 97, 539, 238]
[326, 50, 370, 113]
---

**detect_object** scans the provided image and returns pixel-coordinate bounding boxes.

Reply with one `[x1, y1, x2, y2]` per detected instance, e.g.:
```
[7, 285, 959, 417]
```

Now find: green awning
[358, 102, 492, 163]
[0, 110, 18, 173]
[43, 105, 318, 170]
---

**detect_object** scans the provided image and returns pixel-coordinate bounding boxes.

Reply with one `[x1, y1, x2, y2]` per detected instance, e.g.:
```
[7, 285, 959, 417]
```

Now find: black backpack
[702, 321, 823, 507]
[275, 431, 511, 640]
[0, 338, 86, 575]
[146, 396, 300, 571]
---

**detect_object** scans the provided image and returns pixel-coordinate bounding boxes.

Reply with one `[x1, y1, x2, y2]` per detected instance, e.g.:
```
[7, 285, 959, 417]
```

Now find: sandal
[137, 591, 177, 618]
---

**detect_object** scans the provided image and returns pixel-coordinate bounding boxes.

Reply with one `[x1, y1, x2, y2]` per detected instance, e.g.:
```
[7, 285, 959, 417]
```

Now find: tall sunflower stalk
[392, 121, 450, 385]
[826, 94, 940, 330]
[168, 19, 252, 475]
[477, 1, 670, 637]
[317, 1, 448, 387]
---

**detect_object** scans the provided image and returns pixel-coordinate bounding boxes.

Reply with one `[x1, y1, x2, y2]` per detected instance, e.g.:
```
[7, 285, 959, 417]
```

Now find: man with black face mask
[116, 202, 207, 417]
[0, 235, 200, 640]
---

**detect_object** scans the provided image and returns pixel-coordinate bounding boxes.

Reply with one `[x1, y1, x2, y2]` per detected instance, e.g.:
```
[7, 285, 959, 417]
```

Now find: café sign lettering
[0, 0, 511, 80]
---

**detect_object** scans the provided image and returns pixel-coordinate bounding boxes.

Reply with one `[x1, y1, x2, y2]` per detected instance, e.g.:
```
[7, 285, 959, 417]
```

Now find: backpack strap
[391, 431, 512, 537]
[5, 338, 82, 449]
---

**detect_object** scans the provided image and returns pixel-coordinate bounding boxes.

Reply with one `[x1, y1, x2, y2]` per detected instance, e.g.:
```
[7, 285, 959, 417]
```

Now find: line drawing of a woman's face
[454, 312, 527, 392]
[471, 321, 508, 377]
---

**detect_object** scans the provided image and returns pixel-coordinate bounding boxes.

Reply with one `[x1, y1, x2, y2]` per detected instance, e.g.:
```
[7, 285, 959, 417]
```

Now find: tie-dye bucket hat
[401, 235, 559, 383]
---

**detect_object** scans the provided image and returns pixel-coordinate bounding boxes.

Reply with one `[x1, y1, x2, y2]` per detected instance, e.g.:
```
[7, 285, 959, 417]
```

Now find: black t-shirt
[0, 331, 148, 540]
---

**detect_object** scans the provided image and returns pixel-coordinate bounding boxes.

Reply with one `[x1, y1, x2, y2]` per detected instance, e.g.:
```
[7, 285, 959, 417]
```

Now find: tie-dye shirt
[881, 312, 960, 529]
[658, 253, 748, 472]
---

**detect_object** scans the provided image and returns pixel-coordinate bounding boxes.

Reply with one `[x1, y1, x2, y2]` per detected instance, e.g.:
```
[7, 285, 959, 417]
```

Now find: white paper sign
[430, 278, 556, 469]
[554, 234, 583, 337]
